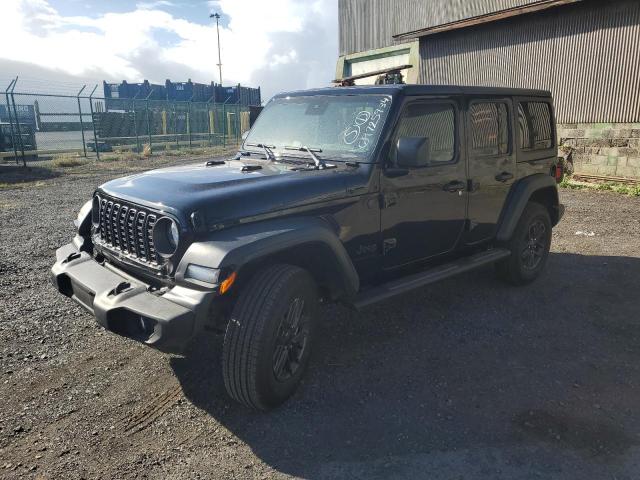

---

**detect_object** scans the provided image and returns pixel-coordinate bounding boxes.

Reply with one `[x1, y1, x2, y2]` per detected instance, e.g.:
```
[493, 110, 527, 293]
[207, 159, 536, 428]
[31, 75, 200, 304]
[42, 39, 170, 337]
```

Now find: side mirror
[396, 137, 430, 168]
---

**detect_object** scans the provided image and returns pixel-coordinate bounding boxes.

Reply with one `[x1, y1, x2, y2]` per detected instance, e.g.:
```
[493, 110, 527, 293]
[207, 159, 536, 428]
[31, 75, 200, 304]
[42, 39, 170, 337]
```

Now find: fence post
[145, 89, 154, 155]
[172, 101, 178, 148]
[77, 85, 87, 157]
[9, 77, 26, 166]
[222, 96, 232, 149]
[4, 79, 19, 165]
[207, 95, 214, 147]
[187, 95, 194, 149]
[88, 84, 100, 161]
[132, 92, 140, 153]
[236, 83, 241, 145]
[236, 101, 240, 145]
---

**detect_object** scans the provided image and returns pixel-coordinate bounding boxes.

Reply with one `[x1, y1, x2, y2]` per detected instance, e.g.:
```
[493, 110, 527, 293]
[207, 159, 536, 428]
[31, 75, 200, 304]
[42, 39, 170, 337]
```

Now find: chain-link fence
[1, 79, 253, 166]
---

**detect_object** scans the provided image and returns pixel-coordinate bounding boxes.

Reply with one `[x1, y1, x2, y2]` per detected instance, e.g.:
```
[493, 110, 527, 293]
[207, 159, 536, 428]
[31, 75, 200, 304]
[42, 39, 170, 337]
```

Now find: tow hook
[109, 281, 132, 297]
[62, 252, 81, 264]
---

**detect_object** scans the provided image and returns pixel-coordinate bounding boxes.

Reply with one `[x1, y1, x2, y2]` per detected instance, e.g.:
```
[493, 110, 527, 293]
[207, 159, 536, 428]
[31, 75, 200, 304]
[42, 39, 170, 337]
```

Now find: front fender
[175, 217, 360, 299]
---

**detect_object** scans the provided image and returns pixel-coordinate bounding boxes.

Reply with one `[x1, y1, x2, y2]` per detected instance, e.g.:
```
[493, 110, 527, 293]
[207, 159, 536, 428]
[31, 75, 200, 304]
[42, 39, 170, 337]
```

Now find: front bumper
[51, 242, 214, 353]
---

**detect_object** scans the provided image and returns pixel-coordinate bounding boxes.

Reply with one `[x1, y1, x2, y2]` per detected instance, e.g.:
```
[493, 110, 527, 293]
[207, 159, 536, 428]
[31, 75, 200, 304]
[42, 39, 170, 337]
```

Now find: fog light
[185, 264, 220, 285]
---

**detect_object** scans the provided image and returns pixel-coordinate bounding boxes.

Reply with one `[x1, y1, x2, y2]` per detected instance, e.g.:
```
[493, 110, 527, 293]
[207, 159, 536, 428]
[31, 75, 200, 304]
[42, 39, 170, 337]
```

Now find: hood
[98, 158, 370, 230]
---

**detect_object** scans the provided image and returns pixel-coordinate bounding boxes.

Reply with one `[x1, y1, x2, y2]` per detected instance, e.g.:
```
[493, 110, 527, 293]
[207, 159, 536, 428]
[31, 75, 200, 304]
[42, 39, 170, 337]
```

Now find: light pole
[210, 13, 223, 85]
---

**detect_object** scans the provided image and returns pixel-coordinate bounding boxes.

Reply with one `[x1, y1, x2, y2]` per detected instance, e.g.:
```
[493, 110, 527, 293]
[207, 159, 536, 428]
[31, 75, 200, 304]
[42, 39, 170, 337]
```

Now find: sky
[0, 0, 339, 102]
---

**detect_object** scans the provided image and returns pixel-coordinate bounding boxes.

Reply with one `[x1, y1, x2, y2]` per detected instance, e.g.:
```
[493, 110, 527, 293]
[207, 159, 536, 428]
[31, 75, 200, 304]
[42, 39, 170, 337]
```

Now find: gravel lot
[1, 158, 640, 479]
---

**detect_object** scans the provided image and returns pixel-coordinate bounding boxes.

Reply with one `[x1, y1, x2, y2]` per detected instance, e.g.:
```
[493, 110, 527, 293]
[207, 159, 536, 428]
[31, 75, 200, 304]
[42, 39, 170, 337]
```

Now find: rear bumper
[51, 243, 214, 353]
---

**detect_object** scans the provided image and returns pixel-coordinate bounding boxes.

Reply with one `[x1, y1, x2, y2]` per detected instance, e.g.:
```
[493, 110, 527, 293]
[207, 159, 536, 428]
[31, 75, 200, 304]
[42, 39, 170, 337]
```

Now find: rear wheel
[222, 264, 319, 410]
[496, 202, 552, 285]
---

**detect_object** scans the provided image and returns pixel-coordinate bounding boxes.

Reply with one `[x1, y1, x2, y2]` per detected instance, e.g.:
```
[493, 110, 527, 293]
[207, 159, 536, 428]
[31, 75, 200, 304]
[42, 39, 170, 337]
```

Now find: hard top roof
[273, 84, 551, 99]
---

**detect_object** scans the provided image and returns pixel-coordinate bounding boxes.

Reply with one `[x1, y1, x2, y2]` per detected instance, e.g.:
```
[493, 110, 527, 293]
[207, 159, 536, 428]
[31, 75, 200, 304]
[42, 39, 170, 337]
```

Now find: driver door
[380, 99, 467, 269]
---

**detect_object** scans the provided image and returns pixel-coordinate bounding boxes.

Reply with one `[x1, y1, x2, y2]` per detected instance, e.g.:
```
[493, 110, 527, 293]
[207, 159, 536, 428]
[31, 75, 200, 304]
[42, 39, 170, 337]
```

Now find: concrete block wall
[558, 123, 640, 179]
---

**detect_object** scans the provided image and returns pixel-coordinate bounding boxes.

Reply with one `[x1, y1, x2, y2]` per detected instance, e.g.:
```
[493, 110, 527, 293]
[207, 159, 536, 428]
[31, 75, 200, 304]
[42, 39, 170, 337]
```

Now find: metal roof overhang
[392, 0, 583, 41]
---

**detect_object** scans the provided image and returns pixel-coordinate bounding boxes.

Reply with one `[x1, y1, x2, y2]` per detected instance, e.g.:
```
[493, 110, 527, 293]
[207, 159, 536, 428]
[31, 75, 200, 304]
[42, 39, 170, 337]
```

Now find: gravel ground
[1, 159, 640, 479]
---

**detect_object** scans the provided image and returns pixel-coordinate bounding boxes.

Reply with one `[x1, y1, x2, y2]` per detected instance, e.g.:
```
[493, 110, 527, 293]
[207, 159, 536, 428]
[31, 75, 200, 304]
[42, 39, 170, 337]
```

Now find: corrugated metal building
[337, 0, 640, 179]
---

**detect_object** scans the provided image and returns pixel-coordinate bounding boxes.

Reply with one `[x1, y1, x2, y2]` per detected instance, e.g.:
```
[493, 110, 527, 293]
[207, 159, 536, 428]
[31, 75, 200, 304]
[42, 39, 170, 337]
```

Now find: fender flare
[175, 217, 360, 299]
[496, 174, 559, 242]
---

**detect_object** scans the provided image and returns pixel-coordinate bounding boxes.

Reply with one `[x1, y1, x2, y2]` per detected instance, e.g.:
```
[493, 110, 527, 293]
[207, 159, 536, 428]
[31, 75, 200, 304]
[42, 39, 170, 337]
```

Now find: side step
[351, 248, 511, 311]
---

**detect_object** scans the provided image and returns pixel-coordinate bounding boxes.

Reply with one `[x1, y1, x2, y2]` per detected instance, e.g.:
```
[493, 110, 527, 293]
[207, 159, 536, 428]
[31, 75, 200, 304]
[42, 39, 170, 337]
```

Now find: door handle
[495, 171, 514, 183]
[443, 180, 466, 193]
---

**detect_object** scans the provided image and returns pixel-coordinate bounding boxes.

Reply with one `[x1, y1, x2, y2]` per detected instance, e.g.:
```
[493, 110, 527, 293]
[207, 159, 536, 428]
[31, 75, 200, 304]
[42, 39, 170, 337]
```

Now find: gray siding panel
[340, 0, 550, 55]
[419, 0, 640, 123]
[339, 0, 401, 55]
[392, 0, 542, 37]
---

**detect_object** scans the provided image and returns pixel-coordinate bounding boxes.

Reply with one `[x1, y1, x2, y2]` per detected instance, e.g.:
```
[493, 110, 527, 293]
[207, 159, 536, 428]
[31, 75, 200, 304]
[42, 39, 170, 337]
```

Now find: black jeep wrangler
[52, 85, 564, 410]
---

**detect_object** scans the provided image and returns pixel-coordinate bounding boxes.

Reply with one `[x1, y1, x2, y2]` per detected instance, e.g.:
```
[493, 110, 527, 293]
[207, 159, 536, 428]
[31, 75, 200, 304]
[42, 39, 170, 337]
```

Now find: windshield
[243, 95, 392, 162]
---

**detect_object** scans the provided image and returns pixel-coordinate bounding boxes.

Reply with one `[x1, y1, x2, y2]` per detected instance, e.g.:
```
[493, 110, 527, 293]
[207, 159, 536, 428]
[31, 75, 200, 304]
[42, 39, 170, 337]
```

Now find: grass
[51, 154, 89, 168]
[97, 152, 144, 163]
[0, 180, 47, 190]
[559, 176, 640, 197]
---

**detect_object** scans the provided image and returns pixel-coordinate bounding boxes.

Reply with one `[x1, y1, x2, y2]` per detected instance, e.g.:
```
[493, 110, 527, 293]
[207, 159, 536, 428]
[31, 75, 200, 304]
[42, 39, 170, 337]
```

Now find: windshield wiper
[245, 143, 276, 161]
[284, 146, 326, 169]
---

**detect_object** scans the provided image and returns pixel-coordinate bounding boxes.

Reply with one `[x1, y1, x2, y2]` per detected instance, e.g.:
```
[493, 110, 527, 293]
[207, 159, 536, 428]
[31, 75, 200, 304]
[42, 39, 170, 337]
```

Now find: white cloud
[0, 0, 338, 101]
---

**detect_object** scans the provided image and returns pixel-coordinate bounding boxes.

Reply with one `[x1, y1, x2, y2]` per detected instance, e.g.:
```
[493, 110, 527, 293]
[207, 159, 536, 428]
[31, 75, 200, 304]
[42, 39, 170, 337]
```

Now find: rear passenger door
[465, 99, 515, 244]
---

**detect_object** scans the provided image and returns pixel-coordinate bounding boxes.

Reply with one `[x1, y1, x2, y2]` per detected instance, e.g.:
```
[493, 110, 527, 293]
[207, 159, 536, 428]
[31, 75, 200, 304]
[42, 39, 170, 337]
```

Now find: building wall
[418, 0, 640, 124]
[415, 0, 640, 178]
[339, 0, 403, 56]
[338, 0, 640, 178]
[339, 0, 547, 56]
[391, 0, 544, 37]
[559, 123, 640, 178]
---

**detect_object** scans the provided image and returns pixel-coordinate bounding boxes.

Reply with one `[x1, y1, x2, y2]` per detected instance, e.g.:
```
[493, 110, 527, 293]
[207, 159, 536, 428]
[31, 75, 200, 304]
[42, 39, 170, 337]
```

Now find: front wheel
[222, 264, 319, 410]
[495, 202, 552, 285]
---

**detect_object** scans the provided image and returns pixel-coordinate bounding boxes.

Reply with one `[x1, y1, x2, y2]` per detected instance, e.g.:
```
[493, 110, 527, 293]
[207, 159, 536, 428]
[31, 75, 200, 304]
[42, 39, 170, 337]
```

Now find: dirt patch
[1, 165, 640, 478]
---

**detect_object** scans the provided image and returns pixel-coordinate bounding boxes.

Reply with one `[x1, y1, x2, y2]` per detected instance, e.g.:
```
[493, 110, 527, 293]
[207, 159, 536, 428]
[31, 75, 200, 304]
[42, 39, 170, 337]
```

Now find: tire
[495, 202, 552, 286]
[222, 264, 319, 410]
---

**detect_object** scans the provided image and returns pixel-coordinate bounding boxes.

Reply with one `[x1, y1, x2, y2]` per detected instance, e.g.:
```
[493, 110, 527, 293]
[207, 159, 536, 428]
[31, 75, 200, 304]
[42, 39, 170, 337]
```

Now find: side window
[469, 102, 509, 156]
[395, 103, 456, 164]
[518, 101, 553, 150]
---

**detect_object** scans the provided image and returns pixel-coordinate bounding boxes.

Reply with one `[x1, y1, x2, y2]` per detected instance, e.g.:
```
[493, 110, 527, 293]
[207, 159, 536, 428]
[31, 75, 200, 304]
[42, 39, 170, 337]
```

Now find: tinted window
[395, 103, 455, 164]
[518, 102, 553, 150]
[470, 102, 509, 156]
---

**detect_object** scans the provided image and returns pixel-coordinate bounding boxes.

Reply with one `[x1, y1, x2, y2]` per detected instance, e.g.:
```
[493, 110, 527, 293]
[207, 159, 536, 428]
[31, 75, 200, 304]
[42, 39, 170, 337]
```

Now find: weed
[51, 155, 88, 168]
[560, 177, 640, 197]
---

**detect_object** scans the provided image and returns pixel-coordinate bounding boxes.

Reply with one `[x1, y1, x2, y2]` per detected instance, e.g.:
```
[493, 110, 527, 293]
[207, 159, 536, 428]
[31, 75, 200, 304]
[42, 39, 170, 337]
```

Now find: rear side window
[470, 102, 509, 156]
[518, 102, 553, 150]
[395, 103, 456, 164]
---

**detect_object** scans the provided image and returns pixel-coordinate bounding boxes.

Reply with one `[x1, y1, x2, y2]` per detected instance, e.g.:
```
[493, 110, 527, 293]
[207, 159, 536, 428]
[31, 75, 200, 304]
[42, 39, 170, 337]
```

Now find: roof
[273, 84, 552, 99]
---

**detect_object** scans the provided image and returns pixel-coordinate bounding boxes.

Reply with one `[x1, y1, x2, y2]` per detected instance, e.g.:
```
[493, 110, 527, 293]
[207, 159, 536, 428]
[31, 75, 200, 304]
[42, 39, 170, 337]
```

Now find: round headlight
[170, 221, 179, 248]
[152, 217, 180, 257]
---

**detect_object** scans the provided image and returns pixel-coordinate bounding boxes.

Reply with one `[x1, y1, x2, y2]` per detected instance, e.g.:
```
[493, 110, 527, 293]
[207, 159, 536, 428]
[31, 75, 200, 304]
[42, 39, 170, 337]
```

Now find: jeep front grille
[94, 196, 160, 265]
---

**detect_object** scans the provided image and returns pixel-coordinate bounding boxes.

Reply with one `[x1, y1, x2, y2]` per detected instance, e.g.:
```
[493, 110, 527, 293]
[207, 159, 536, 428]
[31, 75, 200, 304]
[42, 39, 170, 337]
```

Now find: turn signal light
[219, 271, 237, 295]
